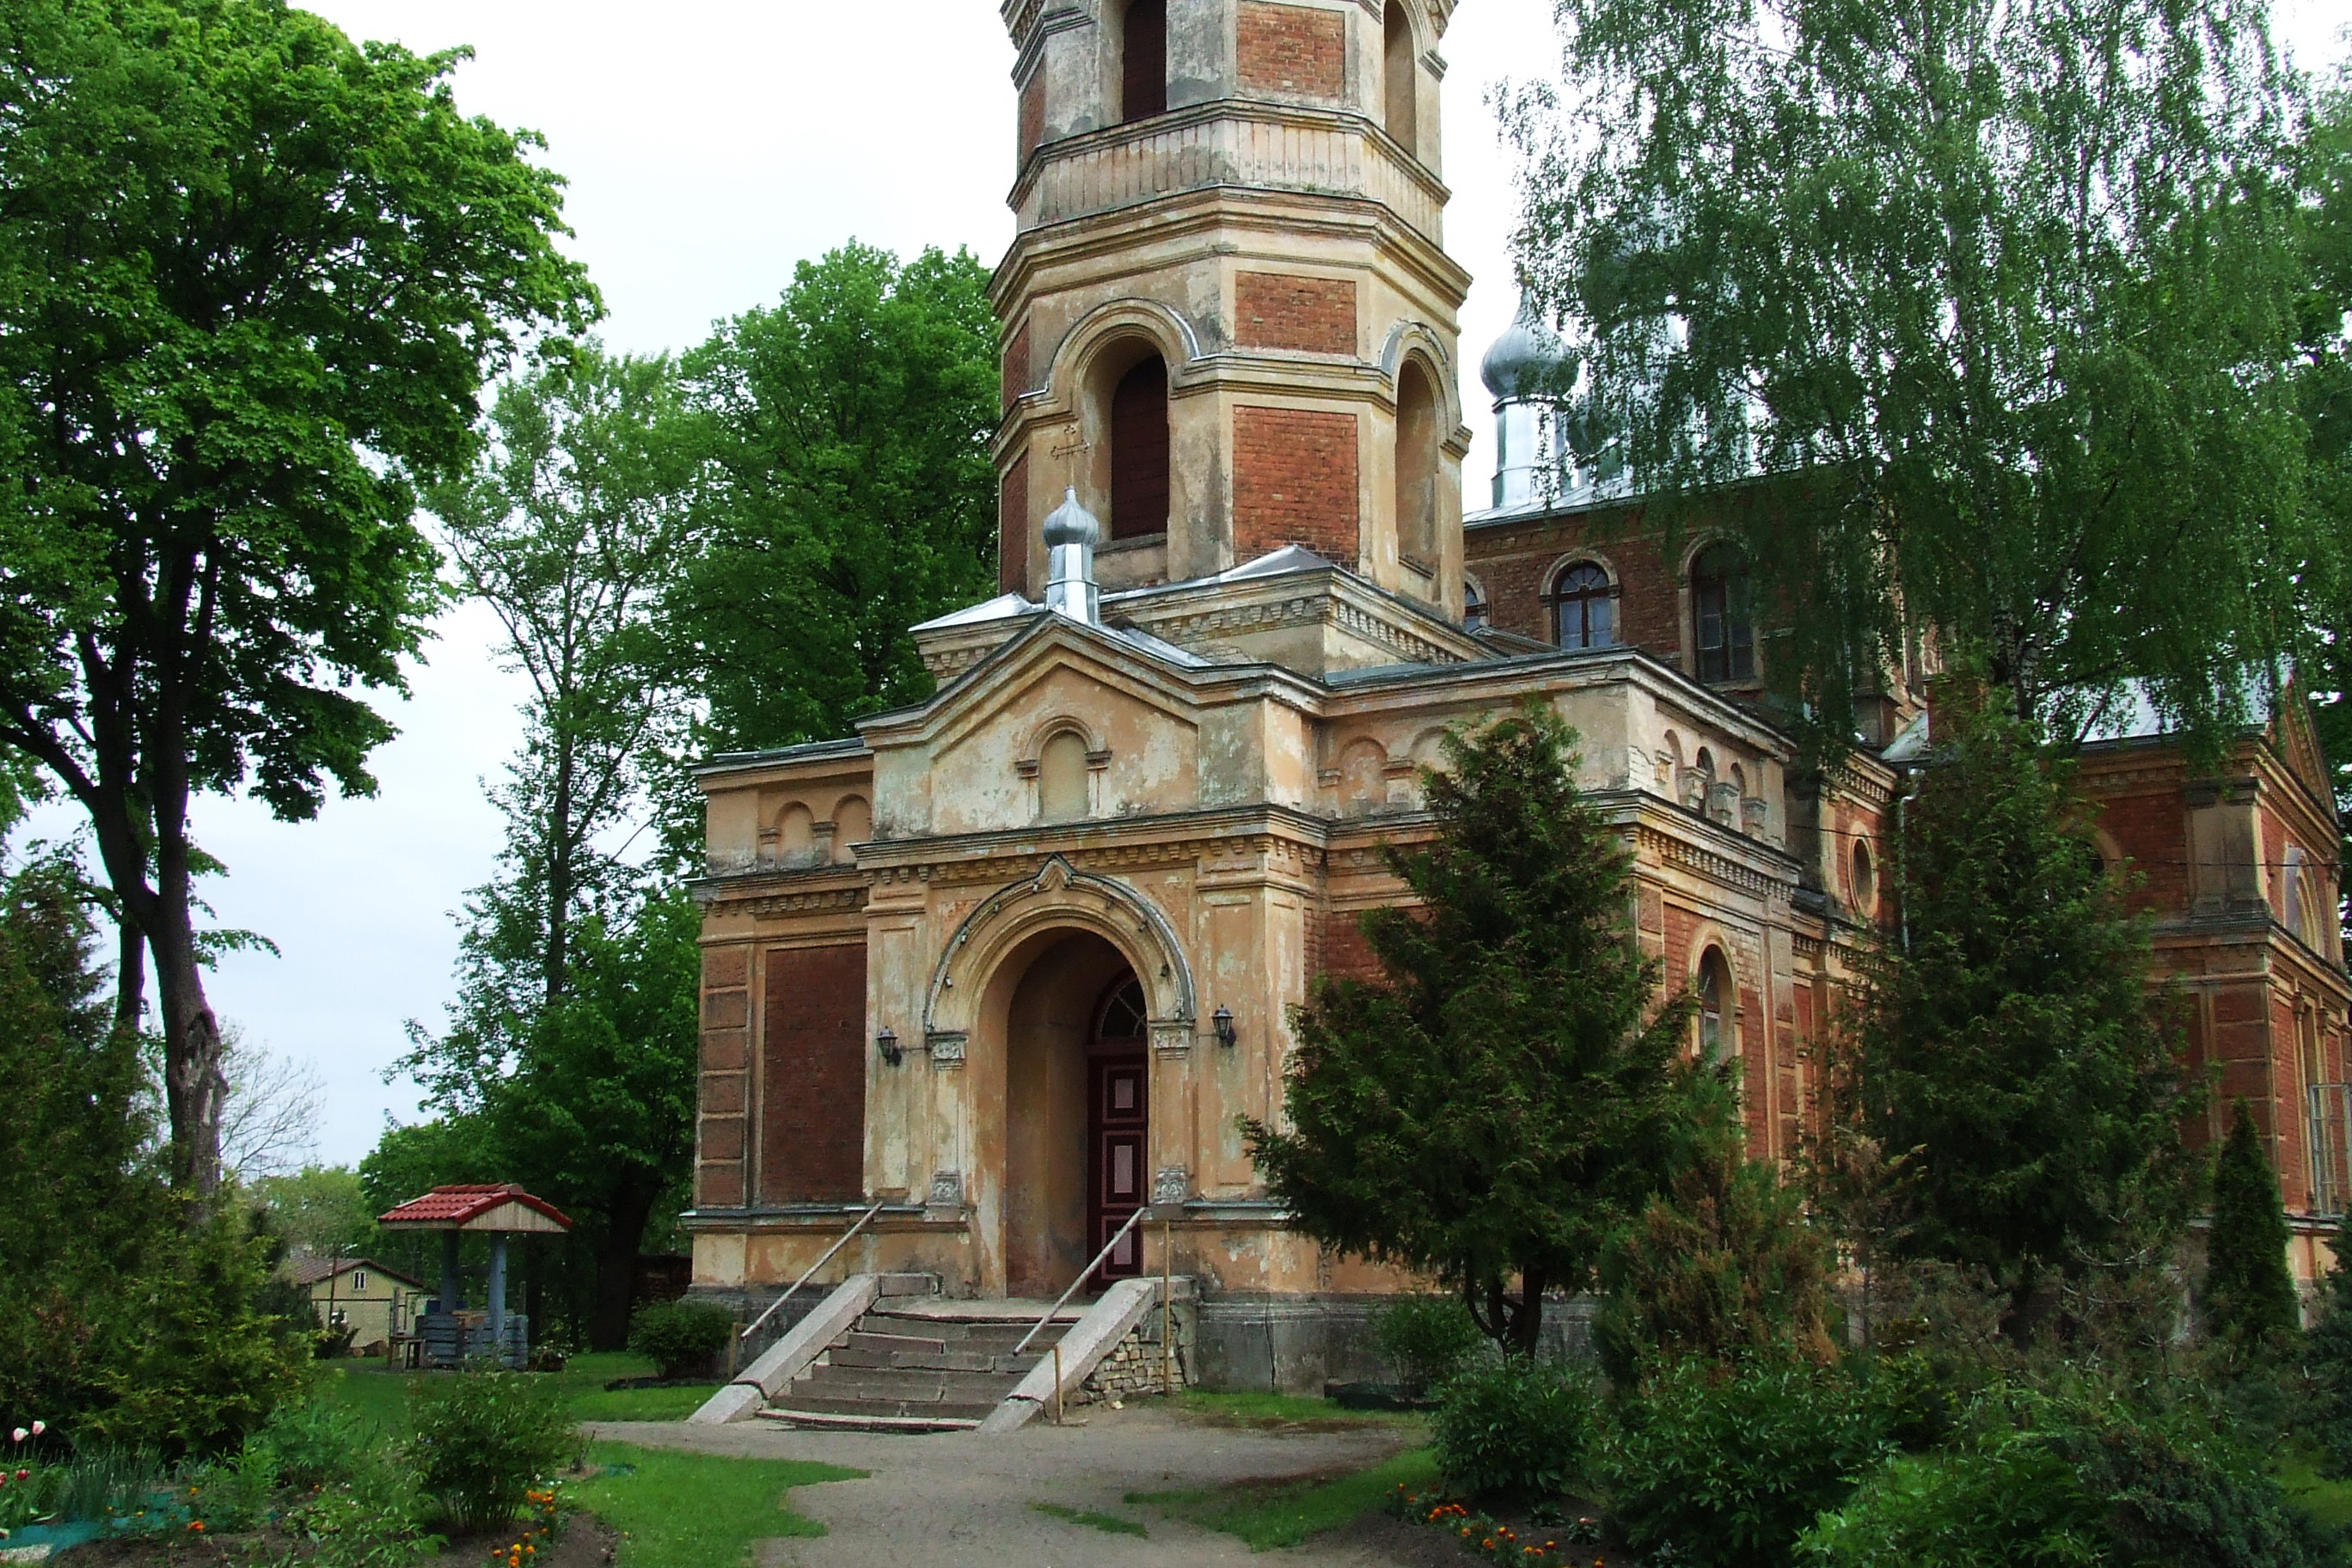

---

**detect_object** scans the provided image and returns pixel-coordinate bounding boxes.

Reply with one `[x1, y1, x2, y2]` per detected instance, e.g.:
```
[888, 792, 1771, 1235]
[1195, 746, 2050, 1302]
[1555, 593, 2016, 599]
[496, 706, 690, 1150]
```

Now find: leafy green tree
[1596, 1071, 1836, 1381]
[1504, 0, 2330, 754]
[1246, 705, 1695, 1354]
[247, 1165, 377, 1262]
[427, 346, 703, 1018]
[673, 242, 997, 771]
[1855, 689, 2198, 1336]
[2299, 74, 2352, 952]
[0, 0, 596, 1200]
[2202, 1099, 2301, 1344]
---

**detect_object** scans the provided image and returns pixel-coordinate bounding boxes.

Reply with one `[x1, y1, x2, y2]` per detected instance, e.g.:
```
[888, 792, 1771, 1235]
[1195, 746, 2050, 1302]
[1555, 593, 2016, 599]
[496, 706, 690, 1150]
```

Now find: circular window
[1852, 840, 1877, 912]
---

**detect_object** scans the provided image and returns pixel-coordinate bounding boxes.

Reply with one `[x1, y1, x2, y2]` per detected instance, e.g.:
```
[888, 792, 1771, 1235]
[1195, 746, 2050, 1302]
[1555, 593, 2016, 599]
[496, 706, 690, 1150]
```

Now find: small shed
[284, 1257, 427, 1352]
[378, 1184, 572, 1368]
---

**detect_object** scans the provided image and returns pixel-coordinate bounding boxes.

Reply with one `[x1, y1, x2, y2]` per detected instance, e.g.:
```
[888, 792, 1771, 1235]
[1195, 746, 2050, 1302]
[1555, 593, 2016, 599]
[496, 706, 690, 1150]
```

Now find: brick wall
[1019, 70, 1044, 162]
[1465, 508, 1681, 660]
[697, 946, 752, 1208]
[759, 943, 869, 1204]
[1238, 1, 1346, 98]
[1002, 320, 1030, 414]
[1234, 406, 1358, 563]
[1000, 450, 1030, 596]
[1318, 916, 1383, 986]
[1235, 273, 1356, 355]
[2091, 787, 2191, 916]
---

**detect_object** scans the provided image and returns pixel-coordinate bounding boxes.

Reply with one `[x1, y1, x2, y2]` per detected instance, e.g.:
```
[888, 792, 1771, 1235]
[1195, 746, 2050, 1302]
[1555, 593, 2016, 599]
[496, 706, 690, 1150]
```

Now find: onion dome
[1043, 486, 1101, 548]
[1479, 290, 1572, 401]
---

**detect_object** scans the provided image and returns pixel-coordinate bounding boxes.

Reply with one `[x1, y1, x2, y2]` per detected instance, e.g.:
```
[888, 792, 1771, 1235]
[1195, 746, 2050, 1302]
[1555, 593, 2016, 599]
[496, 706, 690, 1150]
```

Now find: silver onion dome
[1042, 487, 1102, 623]
[1479, 290, 1572, 401]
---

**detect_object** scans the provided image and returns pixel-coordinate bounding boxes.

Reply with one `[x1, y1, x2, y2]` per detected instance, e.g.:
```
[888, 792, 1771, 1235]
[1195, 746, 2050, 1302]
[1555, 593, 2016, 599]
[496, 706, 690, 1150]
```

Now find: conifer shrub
[2308, 1216, 2352, 1478]
[1597, 1357, 1897, 1568]
[1370, 1295, 1488, 1398]
[625, 1299, 735, 1381]
[1431, 1359, 1596, 1504]
[2203, 1099, 2301, 1345]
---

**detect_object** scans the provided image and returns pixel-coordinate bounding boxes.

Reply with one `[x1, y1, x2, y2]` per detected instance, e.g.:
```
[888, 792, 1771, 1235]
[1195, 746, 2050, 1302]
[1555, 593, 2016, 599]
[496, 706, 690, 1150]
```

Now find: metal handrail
[738, 1201, 886, 1344]
[1013, 1205, 1150, 1357]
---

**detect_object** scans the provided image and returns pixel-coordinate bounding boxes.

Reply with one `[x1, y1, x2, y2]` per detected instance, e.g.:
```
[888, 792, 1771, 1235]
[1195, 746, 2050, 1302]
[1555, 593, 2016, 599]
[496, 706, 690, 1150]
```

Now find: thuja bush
[1431, 1358, 1596, 1504]
[407, 1370, 574, 1535]
[626, 1299, 735, 1380]
[1598, 1357, 1898, 1568]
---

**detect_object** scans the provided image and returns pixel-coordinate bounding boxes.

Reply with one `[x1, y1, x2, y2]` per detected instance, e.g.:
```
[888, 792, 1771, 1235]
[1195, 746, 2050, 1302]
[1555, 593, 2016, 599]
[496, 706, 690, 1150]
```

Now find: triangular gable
[889, 612, 1212, 757]
[2271, 684, 2340, 824]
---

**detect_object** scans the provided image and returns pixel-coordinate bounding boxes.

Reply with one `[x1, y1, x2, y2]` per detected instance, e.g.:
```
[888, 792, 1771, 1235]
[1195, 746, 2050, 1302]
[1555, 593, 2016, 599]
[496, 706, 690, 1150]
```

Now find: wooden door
[1087, 979, 1149, 1288]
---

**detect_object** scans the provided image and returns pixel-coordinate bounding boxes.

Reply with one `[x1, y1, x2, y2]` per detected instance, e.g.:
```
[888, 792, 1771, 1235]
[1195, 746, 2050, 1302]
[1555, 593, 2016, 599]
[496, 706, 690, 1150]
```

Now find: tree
[1246, 704, 1695, 1354]
[0, 845, 306, 1450]
[672, 242, 997, 776]
[1854, 689, 2197, 1336]
[1596, 1070, 1836, 1381]
[0, 0, 596, 1201]
[2298, 73, 2352, 952]
[2203, 1099, 2301, 1344]
[247, 1165, 377, 1261]
[426, 346, 702, 1019]
[1504, 0, 2330, 755]
[217, 1026, 324, 1180]
[2306, 1215, 2352, 1477]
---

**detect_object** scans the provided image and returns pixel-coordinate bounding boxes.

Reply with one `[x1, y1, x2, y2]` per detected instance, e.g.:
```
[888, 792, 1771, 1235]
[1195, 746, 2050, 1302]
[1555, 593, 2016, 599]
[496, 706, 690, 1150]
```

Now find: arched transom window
[1549, 561, 1615, 650]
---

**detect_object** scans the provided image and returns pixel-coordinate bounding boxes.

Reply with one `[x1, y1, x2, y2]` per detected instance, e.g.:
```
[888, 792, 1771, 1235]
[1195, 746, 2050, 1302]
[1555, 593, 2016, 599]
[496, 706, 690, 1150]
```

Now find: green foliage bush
[406, 1370, 575, 1534]
[626, 1299, 735, 1380]
[2308, 1216, 2352, 1479]
[1598, 1358, 1896, 1568]
[1801, 1384, 2346, 1567]
[1370, 1295, 1487, 1397]
[1431, 1358, 1595, 1504]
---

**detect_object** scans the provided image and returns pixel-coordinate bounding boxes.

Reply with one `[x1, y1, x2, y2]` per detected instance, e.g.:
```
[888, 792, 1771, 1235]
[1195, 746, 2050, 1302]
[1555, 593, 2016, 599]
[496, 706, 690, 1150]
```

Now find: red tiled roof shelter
[377, 1184, 571, 1234]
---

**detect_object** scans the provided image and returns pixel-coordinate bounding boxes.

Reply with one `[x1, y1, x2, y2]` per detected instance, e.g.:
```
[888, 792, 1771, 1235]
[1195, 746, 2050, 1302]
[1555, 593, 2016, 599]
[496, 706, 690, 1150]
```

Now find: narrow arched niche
[1110, 355, 1170, 541]
[1382, 2, 1418, 154]
[831, 795, 871, 864]
[1038, 731, 1091, 823]
[1394, 358, 1439, 571]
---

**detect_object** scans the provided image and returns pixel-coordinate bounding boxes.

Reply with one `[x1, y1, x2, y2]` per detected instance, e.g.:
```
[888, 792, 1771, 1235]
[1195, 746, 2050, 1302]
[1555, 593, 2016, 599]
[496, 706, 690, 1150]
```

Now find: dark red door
[1088, 980, 1149, 1288]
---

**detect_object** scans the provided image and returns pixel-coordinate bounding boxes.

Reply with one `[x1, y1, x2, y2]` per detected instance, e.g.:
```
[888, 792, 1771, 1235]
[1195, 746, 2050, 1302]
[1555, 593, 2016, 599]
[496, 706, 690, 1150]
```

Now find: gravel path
[587, 1408, 1451, 1567]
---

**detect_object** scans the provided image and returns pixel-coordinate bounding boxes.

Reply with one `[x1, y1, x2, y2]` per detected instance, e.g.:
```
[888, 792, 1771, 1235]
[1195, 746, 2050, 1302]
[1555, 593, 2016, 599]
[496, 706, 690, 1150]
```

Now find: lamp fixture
[876, 1027, 902, 1067]
[1212, 1006, 1237, 1050]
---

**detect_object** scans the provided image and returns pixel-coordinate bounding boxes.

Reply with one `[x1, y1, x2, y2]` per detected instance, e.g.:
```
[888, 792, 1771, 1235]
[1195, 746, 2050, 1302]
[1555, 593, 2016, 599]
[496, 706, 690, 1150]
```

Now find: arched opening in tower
[1384, 3, 1418, 153]
[1122, 0, 1167, 122]
[1110, 355, 1171, 541]
[1394, 358, 1439, 569]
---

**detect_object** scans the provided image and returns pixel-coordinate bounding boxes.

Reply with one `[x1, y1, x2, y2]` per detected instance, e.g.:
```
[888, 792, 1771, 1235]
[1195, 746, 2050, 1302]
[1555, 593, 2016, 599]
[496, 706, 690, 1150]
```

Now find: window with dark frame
[1548, 561, 1615, 649]
[1109, 355, 1170, 539]
[1692, 543, 1755, 683]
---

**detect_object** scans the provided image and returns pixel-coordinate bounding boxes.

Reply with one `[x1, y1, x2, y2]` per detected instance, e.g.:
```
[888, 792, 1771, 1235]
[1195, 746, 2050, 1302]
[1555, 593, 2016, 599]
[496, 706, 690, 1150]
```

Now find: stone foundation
[1072, 1293, 1198, 1406]
[1191, 1291, 1598, 1394]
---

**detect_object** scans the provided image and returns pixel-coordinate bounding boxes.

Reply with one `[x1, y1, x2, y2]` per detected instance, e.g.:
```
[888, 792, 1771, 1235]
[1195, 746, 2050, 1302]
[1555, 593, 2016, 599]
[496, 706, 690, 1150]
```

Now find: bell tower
[994, 0, 1472, 618]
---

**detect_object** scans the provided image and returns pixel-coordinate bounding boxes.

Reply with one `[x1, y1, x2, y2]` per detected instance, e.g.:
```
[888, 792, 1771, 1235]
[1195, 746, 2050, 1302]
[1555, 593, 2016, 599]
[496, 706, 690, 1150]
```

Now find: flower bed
[1388, 1485, 1619, 1568]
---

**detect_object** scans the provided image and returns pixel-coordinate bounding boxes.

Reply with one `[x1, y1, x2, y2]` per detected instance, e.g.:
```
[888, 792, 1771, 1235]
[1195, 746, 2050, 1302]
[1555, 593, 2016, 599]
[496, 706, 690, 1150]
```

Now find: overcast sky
[20, 1, 2345, 1171]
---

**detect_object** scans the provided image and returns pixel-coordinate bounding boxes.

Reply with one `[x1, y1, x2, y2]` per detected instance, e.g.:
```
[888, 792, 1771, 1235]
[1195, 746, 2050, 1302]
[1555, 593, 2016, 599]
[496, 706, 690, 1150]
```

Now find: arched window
[1463, 577, 1489, 633]
[1697, 947, 1734, 1063]
[1039, 731, 1090, 822]
[1692, 543, 1754, 683]
[1110, 355, 1169, 539]
[1548, 562, 1615, 649]
[1395, 359, 1439, 567]
[1121, 0, 1167, 122]
[1382, 2, 1418, 152]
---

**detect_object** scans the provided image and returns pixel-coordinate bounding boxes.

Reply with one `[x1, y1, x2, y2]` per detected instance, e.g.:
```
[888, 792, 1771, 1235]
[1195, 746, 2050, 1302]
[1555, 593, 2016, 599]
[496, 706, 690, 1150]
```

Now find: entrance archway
[1001, 932, 1148, 1298]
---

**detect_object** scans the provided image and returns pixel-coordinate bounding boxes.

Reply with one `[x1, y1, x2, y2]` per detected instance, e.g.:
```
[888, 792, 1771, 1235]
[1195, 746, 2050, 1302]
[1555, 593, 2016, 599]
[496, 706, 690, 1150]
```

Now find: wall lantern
[876, 1027, 903, 1067]
[1212, 1006, 1237, 1050]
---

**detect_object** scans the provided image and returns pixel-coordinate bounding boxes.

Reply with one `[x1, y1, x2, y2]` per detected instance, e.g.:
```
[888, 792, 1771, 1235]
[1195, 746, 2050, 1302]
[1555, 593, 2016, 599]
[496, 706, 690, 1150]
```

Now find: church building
[685, 0, 2351, 1394]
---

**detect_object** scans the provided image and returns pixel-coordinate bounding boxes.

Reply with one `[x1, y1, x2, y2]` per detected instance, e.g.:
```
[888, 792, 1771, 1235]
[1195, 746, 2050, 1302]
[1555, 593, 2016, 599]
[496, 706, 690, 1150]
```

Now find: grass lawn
[1129, 1446, 1439, 1549]
[569, 1440, 862, 1568]
[317, 1351, 724, 1434]
[1168, 1390, 1428, 1432]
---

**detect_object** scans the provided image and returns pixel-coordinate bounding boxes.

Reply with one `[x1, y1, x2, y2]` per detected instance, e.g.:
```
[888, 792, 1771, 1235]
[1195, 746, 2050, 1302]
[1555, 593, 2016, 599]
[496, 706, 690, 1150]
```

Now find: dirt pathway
[588, 1408, 1456, 1567]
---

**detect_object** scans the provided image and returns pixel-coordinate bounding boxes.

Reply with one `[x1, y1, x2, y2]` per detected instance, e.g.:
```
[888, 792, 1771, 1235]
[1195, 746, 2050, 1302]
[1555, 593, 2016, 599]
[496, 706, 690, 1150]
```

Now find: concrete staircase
[757, 1298, 1085, 1432]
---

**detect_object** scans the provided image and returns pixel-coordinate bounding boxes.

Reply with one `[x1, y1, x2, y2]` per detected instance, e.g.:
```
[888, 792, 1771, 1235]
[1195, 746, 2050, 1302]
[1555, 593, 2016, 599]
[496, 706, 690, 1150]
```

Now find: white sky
[20, 0, 2346, 1169]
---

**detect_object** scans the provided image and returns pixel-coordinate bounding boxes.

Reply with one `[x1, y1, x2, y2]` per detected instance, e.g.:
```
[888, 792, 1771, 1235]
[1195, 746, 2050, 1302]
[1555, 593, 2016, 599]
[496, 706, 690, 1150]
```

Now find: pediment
[897, 614, 1208, 757]
[2274, 685, 2341, 824]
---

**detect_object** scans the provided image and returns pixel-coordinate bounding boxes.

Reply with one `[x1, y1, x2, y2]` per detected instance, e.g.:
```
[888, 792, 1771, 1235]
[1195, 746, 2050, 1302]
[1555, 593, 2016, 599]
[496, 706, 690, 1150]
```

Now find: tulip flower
[8, 1430, 22, 1444]
[27, 1424, 40, 1437]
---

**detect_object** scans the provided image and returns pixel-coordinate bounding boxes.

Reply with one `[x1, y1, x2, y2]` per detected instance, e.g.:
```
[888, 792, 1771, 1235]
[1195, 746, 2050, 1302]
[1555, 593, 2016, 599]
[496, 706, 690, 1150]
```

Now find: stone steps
[759, 1297, 1083, 1433]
